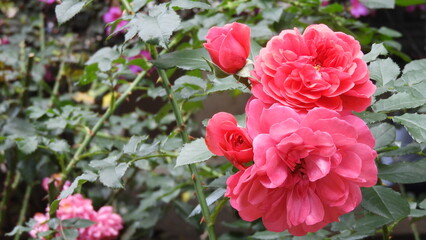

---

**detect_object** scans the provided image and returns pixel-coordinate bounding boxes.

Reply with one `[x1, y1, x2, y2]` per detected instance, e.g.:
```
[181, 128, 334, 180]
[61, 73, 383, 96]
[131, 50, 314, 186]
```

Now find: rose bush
[204, 22, 251, 74]
[251, 24, 376, 112]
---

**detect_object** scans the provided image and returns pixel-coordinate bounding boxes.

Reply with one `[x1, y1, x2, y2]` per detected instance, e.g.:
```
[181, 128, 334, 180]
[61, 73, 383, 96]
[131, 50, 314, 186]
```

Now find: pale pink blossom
[225, 98, 377, 236]
[29, 213, 49, 239]
[42, 173, 71, 192]
[82, 206, 123, 240]
[350, 0, 369, 18]
[250, 24, 375, 113]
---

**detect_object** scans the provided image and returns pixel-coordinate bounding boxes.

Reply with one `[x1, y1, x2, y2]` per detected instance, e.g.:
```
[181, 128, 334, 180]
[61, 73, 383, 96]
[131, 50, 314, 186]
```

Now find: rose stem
[149, 44, 217, 240]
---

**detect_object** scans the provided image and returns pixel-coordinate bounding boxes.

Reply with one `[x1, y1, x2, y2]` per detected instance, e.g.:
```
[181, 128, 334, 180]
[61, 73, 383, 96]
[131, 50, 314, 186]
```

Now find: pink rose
[204, 22, 251, 74]
[83, 206, 123, 240]
[350, 0, 369, 18]
[29, 213, 49, 239]
[42, 173, 71, 192]
[206, 112, 253, 170]
[225, 98, 377, 236]
[250, 24, 375, 112]
[103, 6, 128, 35]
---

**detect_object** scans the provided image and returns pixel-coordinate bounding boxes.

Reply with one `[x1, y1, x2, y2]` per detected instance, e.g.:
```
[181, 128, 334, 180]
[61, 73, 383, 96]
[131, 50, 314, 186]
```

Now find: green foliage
[55, 0, 90, 24]
[379, 158, 426, 183]
[175, 138, 213, 167]
[361, 186, 410, 221]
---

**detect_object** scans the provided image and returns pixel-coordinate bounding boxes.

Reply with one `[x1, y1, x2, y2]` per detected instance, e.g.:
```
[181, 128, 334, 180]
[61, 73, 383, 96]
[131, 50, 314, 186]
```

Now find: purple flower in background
[350, 0, 369, 18]
[321, 0, 330, 6]
[128, 50, 153, 74]
[406, 4, 426, 12]
[39, 0, 55, 4]
[103, 6, 128, 35]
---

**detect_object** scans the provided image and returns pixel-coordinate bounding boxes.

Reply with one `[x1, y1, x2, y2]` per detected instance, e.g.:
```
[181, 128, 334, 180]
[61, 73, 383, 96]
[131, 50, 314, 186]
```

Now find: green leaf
[403, 59, 426, 74]
[359, 0, 395, 9]
[55, 0, 86, 25]
[379, 158, 426, 183]
[27, 106, 47, 119]
[62, 228, 79, 240]
[5, 225, 31, 236]
[249, 231, 292, 239]
[123, 135, 159, 157]
[132, 0, 148, 12]
[321, 3, 344, 14]
[393, 113, 426, 143]
[372, 92, 426, 112]
[175, 138, 213, 167]
[381, 142, 421, 157]
[353, 214, 392, 234]
[86, 47, 120, 72]
[378, 27, 401, 38]
[48, 139, 70, 153]
[361, 186, 410, 220]
[45, 117, 67, 131]
[207, 76, 250, 94]
[353, 111, 387, 124]
[62, 218, 95, 228]
[134, 159, 151, 170]
[370, 123, 395, 149]
[80, 64, 98, 85]
[363, 43, 388, 63]
[189, 188, 226, 217]
[419, 198, 426, 209]
[368, 58, 400, 86]
[90, 154, 128, 188]
[152, 48, 211, 70]
[262, 8, 283, 22]
[59, 171, 98, 199]
[170, 0, 211, 9]
[395, 0, 426, 7]
[127, 4, 180, 48]
[16, 136, 38, 154]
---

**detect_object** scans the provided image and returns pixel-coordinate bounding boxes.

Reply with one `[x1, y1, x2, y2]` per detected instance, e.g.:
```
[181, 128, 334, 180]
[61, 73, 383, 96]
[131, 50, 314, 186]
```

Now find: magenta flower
[225, 98, 378, 236]
[39, 0, 56, 4]
[102, 6, 128, 35]
[350, 0, 369, 18]
[128, 50, 152, 74]
[406, 4, 426, 12]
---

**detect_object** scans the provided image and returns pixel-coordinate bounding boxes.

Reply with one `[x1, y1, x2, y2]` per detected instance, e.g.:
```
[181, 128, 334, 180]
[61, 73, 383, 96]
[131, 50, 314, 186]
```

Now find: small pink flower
[56, 194, 96, 221]
[406, 4, 426, 12]
[204, 22, 251, 74]
[205, 112, 253, 170]
[321, 0, 329, 6]
[82, 206, 123, 240]
[42, 173, 71, 192]
[250, 24, 375, 113]
[103, 6, 128, 35]
[128, 50, 152, 74]
[0, 37, 9, 45]
[225, 98, 377, 236]
[29, 213, 49, 239]
[350, 0, 369, 18]
[39, 0, 56, 4]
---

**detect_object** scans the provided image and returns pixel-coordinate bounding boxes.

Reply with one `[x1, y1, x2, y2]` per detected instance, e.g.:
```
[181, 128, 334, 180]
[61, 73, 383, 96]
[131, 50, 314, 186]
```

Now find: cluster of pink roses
[30, 175, 123, 239]
[204, 23, 378, 236]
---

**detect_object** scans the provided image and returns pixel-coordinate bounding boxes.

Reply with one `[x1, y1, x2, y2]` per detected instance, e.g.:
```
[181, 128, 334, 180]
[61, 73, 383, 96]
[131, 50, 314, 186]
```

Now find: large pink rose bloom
[206, 112, 253, 170]
[251, 24, 375, 113]
[225, 98, 377, 236]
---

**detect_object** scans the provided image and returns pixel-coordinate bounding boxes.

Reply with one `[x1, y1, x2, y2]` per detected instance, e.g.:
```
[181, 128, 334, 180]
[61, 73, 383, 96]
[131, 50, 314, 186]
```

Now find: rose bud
[204, 22, 251, 74]
[205, 112, 253, 170]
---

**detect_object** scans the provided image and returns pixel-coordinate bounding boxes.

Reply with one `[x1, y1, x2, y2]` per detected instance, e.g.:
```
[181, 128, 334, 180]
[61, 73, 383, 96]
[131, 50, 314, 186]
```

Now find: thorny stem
[382, 225, 390, 240]
[14, 184, 33, 240]
[61, 69, 149, 182]
[49, 40, 72, 107]
[149, 44, 217, 240]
